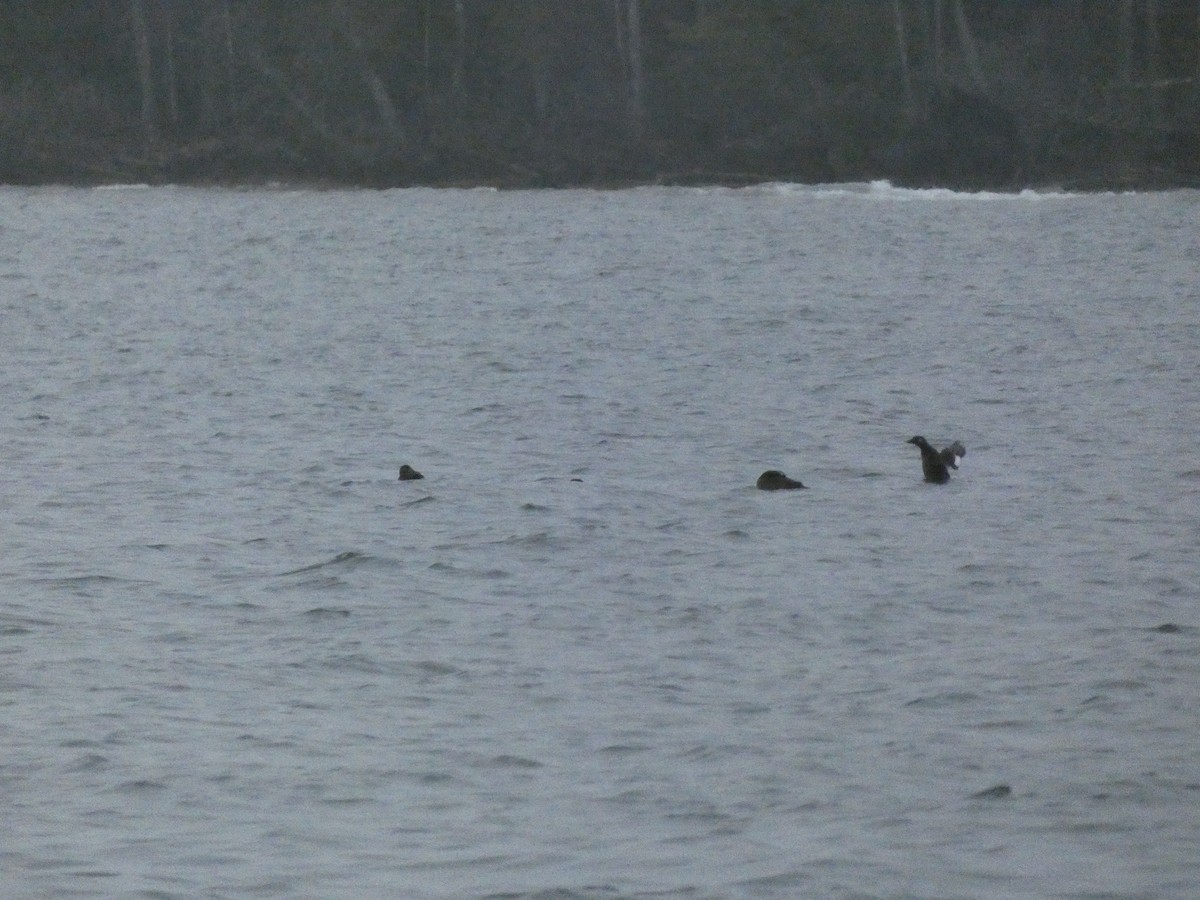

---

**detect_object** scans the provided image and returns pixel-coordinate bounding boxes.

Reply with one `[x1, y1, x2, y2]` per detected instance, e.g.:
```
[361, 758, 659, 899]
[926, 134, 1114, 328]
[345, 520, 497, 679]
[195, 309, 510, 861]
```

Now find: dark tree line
[1, 0, 1198, 188]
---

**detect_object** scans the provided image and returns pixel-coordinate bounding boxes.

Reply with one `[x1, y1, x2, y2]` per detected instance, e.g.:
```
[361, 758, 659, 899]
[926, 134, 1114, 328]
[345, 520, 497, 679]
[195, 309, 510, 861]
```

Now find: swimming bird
[756, 470, 806, 490]
[907, 436, 965, 484]
[398, 464, 424, 481]
[971, 784, 1012, 800]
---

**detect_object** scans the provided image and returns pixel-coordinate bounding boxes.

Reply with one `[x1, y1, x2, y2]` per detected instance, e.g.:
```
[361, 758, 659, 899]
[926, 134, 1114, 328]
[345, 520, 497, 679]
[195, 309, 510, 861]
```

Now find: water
[2, 182, 1198, 899]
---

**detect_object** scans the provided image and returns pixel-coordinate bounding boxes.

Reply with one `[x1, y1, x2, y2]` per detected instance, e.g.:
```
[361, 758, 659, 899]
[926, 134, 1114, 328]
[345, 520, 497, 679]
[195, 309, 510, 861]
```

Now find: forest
[1, 1, 1198, 189]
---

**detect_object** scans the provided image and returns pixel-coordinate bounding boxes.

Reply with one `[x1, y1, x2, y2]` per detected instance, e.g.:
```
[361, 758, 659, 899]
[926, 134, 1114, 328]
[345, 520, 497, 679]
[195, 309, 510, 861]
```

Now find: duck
[906, 436, 965, 484]
[398, 464, 424, 481]
[756, 470, 806, 490]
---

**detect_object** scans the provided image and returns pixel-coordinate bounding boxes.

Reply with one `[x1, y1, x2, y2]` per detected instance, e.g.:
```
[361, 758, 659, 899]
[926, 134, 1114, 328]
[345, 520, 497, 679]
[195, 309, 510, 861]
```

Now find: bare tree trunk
[1144, 0, 1160, 84]
[451, 0, 466, 107]
[129, 0, 156, 153]
[951, 0, 986, 92]
[615, 0, 645, 141]
[931, 0, 945, 85]
[1119, 0, 1136, 85]
[1144, 0, 1161, 123]
[245, 43, 347, 152]
[892, 0, 916, 117]
[220, 0, 236, 118]
[613, 0, 626, 59]
[331, 0, 406, 149]
[422, 0, 433, 103]
[627, 0, 644, 134]
[521, 2, 552, 132]
[162, 0, 179, 132]
[197, 0, 236, 130]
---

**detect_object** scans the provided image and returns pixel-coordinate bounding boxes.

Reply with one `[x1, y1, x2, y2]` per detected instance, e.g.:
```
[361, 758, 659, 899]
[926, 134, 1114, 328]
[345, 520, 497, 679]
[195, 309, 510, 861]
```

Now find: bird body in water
[398, 464, 424, 481]
[907, 436, 965, 484]
[756, 470, 806, 490]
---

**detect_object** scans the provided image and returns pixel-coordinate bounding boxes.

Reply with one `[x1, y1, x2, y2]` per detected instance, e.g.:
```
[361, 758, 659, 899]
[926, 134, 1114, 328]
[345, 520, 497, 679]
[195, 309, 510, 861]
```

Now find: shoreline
[3, 168, 1197, 194]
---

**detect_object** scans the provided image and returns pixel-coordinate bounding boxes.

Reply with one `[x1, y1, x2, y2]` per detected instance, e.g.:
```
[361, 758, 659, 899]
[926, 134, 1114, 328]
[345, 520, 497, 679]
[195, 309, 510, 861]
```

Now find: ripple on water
[4, 185, 1198, 900]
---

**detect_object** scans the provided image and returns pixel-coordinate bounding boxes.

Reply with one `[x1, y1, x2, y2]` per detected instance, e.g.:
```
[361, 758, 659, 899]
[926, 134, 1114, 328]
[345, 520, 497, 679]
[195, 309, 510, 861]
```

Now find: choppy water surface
[2, 183, 1198, 899]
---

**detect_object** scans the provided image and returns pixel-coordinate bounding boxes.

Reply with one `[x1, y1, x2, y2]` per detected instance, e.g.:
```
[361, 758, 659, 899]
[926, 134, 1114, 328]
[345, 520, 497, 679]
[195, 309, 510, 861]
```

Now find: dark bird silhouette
[907, 436, 965, 484]
[756, 470, 806, 490]
[971, 784, 1012, 800]
[398, 464, 424, 481]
